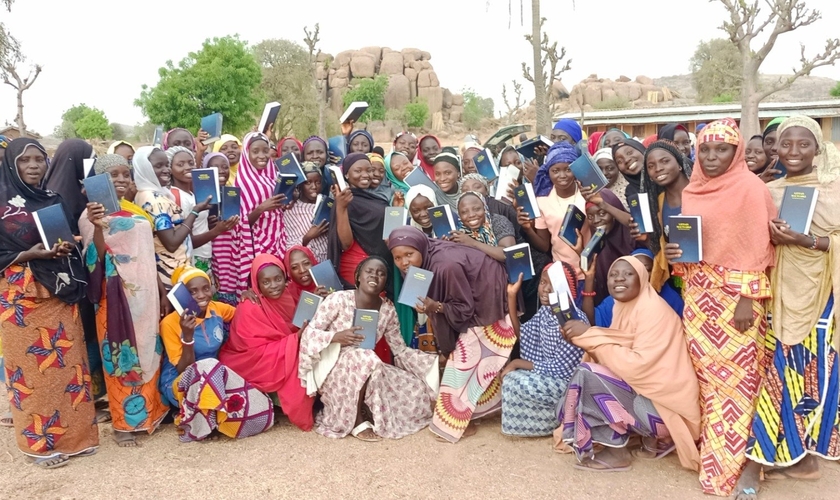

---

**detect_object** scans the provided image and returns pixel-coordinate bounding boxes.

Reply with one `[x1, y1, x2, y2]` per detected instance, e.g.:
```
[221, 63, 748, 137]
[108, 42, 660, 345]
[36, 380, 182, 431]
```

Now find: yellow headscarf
[107, 140, 134, 155]
[171, 265, 210, 287]
[213, 134, 243, 186]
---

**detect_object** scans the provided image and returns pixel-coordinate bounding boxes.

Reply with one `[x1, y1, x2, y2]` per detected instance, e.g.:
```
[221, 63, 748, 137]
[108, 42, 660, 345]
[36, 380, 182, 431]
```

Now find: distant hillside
[653, 74, 838, 103]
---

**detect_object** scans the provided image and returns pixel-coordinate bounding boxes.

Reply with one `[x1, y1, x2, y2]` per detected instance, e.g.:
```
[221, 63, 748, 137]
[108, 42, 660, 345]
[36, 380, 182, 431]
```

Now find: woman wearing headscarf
[611, 139, 646, 205]
[302, 135, 333, 195]
[284, 161, 329, 262]
[275, 245, 322, 325]
[219, 254, 314, 431]
[664, 118, 776, 497]
[405, 185, 438, 236]
[348, 129, 374, 154]
[745, 116, 840, 483]
[394, 131, 419, 165]
[550, 118, 582, 146]
[417, 134, 442, 180]
[213, 134, 242, 186]
[0, 138, 98, 468]
[761, 116, 786, 166]
[593, 148, 628, 208]
[367, 152, 394, 203]
[162, 127, 196, 151]
[388, 226, 515, 443]
[657, 123, 692, 158]
[556, 257, 701, 473]
[431, 152, 462, 210]
[599, 128, 630, 149]
[583, 189, 638, 305]
[107, 140, 135, 165]
[278, 136, 303, 161]
[384, 151, 412, 197]
[79, 154, 168, 447]
[587, 132, 604, 156]
[449, 191, 516, 262]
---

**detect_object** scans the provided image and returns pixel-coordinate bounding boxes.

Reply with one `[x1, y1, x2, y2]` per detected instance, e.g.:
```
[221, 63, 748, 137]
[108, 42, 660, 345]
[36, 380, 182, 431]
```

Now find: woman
[745, 116, 840, 483]
[665, 118, 776, 497]
[745, 135, 770, 174]
[219, 254, 314, 431]
[163, 128, 196, 151]
[348, 130, 374, 154]
[406, 185, 437, 236]
[298, 256, 438, 440]
[432, 152, 462, 210]
[593, 148, 627, 208]
[133, 146, 204, 287]
[279, 137, 302, 161]
[549, 118, 582, 146]
[0, 138, 98, 468]
[213, 134, 242, 186]
[384, 151, 412, 199]
[461, 142, 483, 175]
[284, 162, 329, 263]
[107, 140, 135, 165]
[275, 245, 326, 325]
[450, 191, 516, 262]
[762, 116, 785, 166]
[203, 152, 231, 187]
[367, 152, 394, 203]
[600, 128, 629, 149]
[557, 257, 701, 473]
[500, 262, 584, 437]
[611, 139, 646, 204]
[302, 136, 332, 194]
[394, 131, 419, 165]
[583, 190, 637, 305]
[417, 134, 442, 180]
[160, 266, 274, 441]
[459, 174, 520, 232]
[657, 123, 693, 158]
[79, 154, 168, 447]
[388, 227, 515, 443]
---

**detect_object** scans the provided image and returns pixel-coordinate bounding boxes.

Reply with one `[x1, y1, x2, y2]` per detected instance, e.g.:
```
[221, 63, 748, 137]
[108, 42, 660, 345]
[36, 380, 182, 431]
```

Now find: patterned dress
[298, 290, 438, 439]
[134, 190, 191, 287]
[284, 201, 328, 264]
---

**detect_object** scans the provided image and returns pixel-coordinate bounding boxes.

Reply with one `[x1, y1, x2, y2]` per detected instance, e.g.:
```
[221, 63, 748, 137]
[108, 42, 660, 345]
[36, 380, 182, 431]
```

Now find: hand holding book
[560, 320, 588, 341]
[768, 218, 814, 248]
[664, 242, 683, 264]
[85, 202, 108, 229]
[332, 326, 364, 347]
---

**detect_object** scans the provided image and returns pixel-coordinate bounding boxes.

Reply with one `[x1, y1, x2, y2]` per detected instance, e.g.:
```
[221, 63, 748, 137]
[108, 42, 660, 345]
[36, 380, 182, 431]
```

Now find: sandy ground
[1, 412, 838, 500]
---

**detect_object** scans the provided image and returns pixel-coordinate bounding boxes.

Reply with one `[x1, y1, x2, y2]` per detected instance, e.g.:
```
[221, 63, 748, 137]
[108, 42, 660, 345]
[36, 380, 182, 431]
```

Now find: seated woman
[388, 227, 515, 443]
[276, 245, 328, 327]
[405, 185, 438, 237]
[557, 257, 701, 473]
[219, 254, 314, 431]
[449, 191, 516, 262]
[298, 256, 439, 441]
[284, 162, 329, 263]
[501, 262, 584, 437]
[581, 190, 637, 305]
[159, 266, 274, 441]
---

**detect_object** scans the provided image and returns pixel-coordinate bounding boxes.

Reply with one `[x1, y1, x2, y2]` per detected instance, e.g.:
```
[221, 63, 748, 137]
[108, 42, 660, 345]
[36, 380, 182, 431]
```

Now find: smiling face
[586, 204, 615, 232]
[114, 144, 134, 165]
[460, 178, 488, 197]
[672, 129, 692, 157]
[778, 126, 817, 177]
[391, 245, 423, 274]
[434, 161, 460, 193]
[645, 149, 682, 187]
[15, 145, 48, 187]
[395, 135, 418, 161]
[346, 159, 373, 189]
[457, 194, 486, 230]
[698, 141, 737, 178]
[107, 164, 132, 199]
[281, 139, 301, 160]
[370, 160, 385, 188]
[303, 141, 327, 168]
[169, 130, 195, 151]
[596, 158, 619, 186]
[170, 151, 196, 187]
[537, 269, 554, 306]
[256, 264, 287, 300]
[409, 195, 433, 228]
[349, 135, 372, 154]
[602, 130, 625, 149]
[287, 250, 314, 287]
[763, 130, 778, 160]
[248, 139, 271, 171]
[149, 149, 171, 186]
[614, 145, 643, 176]
[607, 260, 641, 302]
[548, 162, 575, 193]
[208, 156, 230, 185]
[420, 137, 441, 164]
[500, 150, 523, 170]
[219, 140, 241, 165]
[357, 258, 388, 295]
[300, 172, 322, 203]
[744, 137, 768, 172]
[185, 277, 213, 314]
[390, 154, 413, 182]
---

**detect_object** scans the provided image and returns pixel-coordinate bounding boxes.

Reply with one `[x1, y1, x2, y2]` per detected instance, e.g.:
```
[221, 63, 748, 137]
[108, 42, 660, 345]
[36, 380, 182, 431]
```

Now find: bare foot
[463, 421, 478, 438]
[203, 430, 224, 442]
[733, 461, 761, 500]
[764, 454, 821, 481]
[114, 431, 137, 448]
[355, 428, 381, 442]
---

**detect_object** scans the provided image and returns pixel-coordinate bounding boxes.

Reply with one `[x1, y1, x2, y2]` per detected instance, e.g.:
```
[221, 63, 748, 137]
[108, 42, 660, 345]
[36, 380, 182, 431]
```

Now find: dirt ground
[1, 412, 837, 500]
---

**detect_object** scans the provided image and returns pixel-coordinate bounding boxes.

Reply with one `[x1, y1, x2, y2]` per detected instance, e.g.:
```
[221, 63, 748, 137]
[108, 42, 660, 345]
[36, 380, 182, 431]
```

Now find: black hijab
[43, 138, 94, 221]
[0, 138, 87, 303]
[611, 139, 646, 203]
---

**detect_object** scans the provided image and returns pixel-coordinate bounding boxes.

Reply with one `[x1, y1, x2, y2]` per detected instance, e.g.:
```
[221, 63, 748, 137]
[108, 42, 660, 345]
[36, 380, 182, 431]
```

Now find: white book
[494, 166, 518, 202]
[340, 101, 369, 124]
[258, 102, 281, 135]
[328, 165, 348, 192]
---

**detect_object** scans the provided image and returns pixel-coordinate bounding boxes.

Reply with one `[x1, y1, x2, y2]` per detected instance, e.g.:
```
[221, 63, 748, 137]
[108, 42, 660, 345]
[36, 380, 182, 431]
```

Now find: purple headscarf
[533, 141, 581, 196]
[341, 152, 370, 175]
[348, 130, 375, 153]
[202, 152, 229, 169]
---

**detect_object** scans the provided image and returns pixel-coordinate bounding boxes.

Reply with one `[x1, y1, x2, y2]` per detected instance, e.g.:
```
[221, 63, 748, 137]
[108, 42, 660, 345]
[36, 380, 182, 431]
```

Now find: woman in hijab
[745, 116, 840, 484]
[762, 116, 786, 165]
[593, 148, 628, 208]
[367, 152, 394, 204]
[389, 226, 515, 443]
[162, 128, 196, 151]
[275, 245, 324, 325]
[432, 152, 462, 210]
[348, 130, 374, 154]
[611, 139, 646, 204]
[213, 134, 242, 186]
[583, 189, 637, 304]
[394, 131, 419, 165]
[107, 140, 135, 165]
[550, 118, 582, 146]
[79, 154, 168, 447]
[283, 161, 329, 263]
[384, 151, 412, 198]
[302, 136, 333, 195]
[556, 257, 701, 473]
[664, 118, 776, 497]
[657, 123, 692, 158]
[0, 138, 98, 468]
[587, 132, 604, 156]
[600, 128, 630, 149]
[405, 185, 438, 237]
[417, 135, 442, 180]
[219, 254, 314, 431]
[278, 137, 303, 161]
[449, 191, 516, 262]
[745, 135, 770, 175]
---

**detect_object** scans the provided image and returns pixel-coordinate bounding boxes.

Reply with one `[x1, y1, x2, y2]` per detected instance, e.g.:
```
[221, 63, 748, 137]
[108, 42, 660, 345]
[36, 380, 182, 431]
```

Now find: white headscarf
[133, 145, 174, 201]
[404, 184, 438, 230]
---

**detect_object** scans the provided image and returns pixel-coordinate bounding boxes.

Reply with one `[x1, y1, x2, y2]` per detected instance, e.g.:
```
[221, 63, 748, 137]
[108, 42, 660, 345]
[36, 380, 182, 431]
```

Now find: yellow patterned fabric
[681, 262, 769, 496]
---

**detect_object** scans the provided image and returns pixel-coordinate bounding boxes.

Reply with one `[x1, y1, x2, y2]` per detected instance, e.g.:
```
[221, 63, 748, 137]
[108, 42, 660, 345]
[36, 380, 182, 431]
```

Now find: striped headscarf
[456, 191, 497, 246]
[698, 118, 740, 146]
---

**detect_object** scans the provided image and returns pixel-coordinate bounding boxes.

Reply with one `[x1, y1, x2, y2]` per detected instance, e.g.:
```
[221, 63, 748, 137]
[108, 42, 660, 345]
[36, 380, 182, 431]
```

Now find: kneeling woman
[557, 257, 701, 472]
[388, 227, 516, 443]
[159, 267, 274, 441]
[219, 254, 314, 431]
[298, 256, 439, 441]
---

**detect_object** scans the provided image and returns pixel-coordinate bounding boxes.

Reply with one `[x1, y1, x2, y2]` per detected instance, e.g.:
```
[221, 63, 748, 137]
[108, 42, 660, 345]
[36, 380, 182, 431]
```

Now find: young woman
[203, 152, 231, 187]
[302, 136, 332, 195]
[405, 185, 437, 236]
[79, 154, 168, 447]
[212, 134, 242, 186]
[160, 266, 274, 441]
[549, 118, 582, 146]
[762, 117, 785, 166]
[219, 254, 314, 431]
[461, 142, 482, 175]
[394, 131, 419, 165]
[274, 245, 327, 324]
[348, 130, 374, 154]
[582, 190, 637, 305]
[384, 151, 412, 200]
[745, 135, 769, 174]
[107, 140, 135, 165]
[600, 128, 629, 149]
[745, 116, 840, 483]
[284, 162, 329, 263]
[611, 139, 646, 205]
[432, 152, 462, 210]
[163, 128, 196, 151]
[0, 138, 98, 468]
[389, 227, 515, 443]
[657, 123, 693, 158]
[367, 152, 394, 204]
[593, 148, 627, 207]
[449, 191, 515, 262]
[298, 256, 438, 441]
[278, 137, 302, 161]
[664, 119, 776, 497]
[500, 262, 584, 437]
[557, 257, 701, 473]
[417, 135, 442, 180]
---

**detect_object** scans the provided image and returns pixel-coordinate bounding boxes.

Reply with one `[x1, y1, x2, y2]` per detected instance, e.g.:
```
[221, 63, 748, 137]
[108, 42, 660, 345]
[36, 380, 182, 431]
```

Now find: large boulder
[350, 52, 376, 78]
[626, 82, 643, 101]
[418, 86, 444, 116]
[360, 46, 382, 62]
[315, 64, 328, 81]
[443, 88, 453, 109]
[420, 51, 432, 61]
[329, 72, 348, 88]
[402, 48, 422, 67]
[316, 52, 332, 63]
[385, 74, 411, 110]
[449, 104, 464, 123]
[329, 88, 348, 115]
[583, 85, 602, 105]
[417, 69, 436, 88]
[452, 94, 464, 106]
[334, 50, 354, 68]
[636, 75, 654, 86]
[617, 75, 631, 83]
[380, 52, 404, 76]
[404, 67, 418, 82]
[602, 88, 618, 101]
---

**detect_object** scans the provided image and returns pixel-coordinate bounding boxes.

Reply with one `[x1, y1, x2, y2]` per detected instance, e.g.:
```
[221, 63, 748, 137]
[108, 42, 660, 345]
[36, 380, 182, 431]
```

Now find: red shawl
[416, 134, 440, 180]
[277, 245, 319, 327]
[219, 254, 314, 431]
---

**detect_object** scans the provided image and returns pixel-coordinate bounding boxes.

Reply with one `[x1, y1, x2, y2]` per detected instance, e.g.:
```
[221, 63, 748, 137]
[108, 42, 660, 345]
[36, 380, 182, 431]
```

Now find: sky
[1, 0, 839, 135]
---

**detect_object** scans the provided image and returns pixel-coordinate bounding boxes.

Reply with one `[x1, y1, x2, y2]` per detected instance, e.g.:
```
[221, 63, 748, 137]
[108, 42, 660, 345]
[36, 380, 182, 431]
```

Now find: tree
[253, 38, 319, 139]
[690, 38, 744, 102]
[716, 0, 840, 135]
[1, 51, 41, 136]
[462, 88, 495, 129]
[343, 75, 388, 122]
[831, 81, 840, 97]
[0, 1, 17, 65]
[56, 104, 111, 140]
[303, 24, 330, 138]
[501, 80, 525, 124]
[136, 36, 262, 136]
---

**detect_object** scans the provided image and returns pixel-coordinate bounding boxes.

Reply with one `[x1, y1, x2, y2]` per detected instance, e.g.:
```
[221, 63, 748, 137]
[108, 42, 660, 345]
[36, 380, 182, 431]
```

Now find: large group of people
[0, 111, 838, 499]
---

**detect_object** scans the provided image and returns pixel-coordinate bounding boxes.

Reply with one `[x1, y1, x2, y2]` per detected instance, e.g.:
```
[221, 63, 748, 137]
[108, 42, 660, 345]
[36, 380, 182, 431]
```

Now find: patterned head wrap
[301, 161, 321, 176]
[458, 173, 490, 193]
[698, 118, 740, 146]
[367, 152, 385, 166]
[171, 265, 210, 287]
[777, 115, 840, 185]
[456, 191, 497, 246]
[92, 154, 131, 176]
[165, 146, 195, 166]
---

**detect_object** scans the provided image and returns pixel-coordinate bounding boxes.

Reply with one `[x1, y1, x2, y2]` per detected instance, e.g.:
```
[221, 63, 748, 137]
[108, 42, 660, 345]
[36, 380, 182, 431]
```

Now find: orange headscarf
[572, 256, 701, 471]
[681, 118, 775, 271]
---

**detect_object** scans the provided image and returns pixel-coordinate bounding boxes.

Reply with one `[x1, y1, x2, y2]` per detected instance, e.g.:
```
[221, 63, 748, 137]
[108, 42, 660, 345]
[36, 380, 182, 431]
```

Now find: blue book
[516, 135, 553, 160]
[166, 282, 200, 316]
[311, 194, 334, 226]
[220, 186, 240, 221]
[569, 152, 609, 193]
[669, 216, 703, 263]
[328, 135, 347, 165]
[353, 308, 379, 350]
[503, 243, 534, 283]
[778, 186, 818, 235]
[580, 227, 606, 271]
[627, 193, 654, 234]
[513, 181, 541, 219]
[773, 159, 788, 179]
[427, 204, 457, 238]
[192, 167, 220, 205]
[382, 206, 408, 239]
[292, 291, 322, 329]
[397, 266, 434, 307]
[340, 101, 369, 124]
[404, 167, 438, 191]
[200, 113, 223, 145]
[309, 260, 343, 294]
[275, 152, 306, 186]
[473, 148, 499, 180]
[273, 174, 298, 204]
[82, 173, 121, 215]
[558, 205, 585, 247]
[33, 205, 76, 249]
[258, 102, 281, 135]
[549, 291, 581, 326]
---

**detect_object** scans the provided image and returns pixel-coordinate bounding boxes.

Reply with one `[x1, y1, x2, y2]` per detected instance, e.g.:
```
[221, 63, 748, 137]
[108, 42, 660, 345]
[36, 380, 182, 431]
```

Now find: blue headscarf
[552, 119, 583, 144]
[533, 142, 581, 196]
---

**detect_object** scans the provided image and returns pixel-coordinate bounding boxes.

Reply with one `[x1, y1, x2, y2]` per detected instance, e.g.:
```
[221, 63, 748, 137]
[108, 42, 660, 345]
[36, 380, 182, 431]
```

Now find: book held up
[669, 215, 703, 263]
[513, 182, 541, 219]
[167, 282, 200, 316]
[473, 148, 499, 181]
[309, 261, 343, 294]
[558, 205, 585, 247]
[580, 226, 606, 271]
[340, 101, 369, 124]
[82, 174, 121, 215]
[192, 167, 221, 205]
[220, 186, 241, 221]
[292, 291, 323, 328]
[627, 193, 654, 234]
[353, 308, 379, 350]
[33, 205, 76, 249]
[397, 266, 433, 308]
[427, 205, 458, 238]
[503, 243, 534, 283]
[778, 186, 818, 235]
[382, 206, 408, 239]
[311, 194, 334, 226]
[275, 151, 306, 186]
[569, 152, 609, 194]
[516, 135, 553, 160]
[273, 174, 298, 204]
[258, 102, 281, 135]
[200, 113, 223, 145]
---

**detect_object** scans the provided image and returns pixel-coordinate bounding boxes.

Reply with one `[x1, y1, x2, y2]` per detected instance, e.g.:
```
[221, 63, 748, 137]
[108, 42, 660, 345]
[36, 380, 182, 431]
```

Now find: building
[554, 99, 840, 141]
[0, 126, 42, 141]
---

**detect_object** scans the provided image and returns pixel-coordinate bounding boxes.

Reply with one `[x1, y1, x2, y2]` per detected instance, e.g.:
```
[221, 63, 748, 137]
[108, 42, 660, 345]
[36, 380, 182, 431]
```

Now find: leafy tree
[404, 100, 429, 128]
[831, 81, 840, 98]
[75, 108, 111, 139]
[110, 123, 127, 141]
[689, 38, 743, 103]
[136, 36, 262, 137]
[56, 104, 102, 139]
[462, 88, 494, 129]
[343, 75, 388, 122]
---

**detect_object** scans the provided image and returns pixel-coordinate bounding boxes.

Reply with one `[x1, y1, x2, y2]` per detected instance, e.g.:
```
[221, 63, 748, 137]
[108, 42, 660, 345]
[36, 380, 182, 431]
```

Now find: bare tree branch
[757, 38, 840, 99]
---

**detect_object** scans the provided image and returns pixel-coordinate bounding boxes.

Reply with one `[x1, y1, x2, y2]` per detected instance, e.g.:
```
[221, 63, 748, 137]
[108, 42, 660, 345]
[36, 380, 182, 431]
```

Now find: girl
[582, 190, 637, 305]
[611, 139, 646, 205]
[384, 151, 412, 201]
[432, 152, 462, 210]
[593, 148, 627, 208]
[394, 131, 419, 165]
[449, 191, 516, 262]
[302, 136, 332, 195]
[284, 162, 329, 263]
[279, 137, 302, 161]
[212, 134, 242, 186]
[348, 130, 374, 154]
[417, 135, 442, 179]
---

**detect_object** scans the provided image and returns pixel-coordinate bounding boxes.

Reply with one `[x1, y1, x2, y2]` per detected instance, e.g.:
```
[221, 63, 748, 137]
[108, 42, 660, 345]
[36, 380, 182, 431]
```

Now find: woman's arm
[334, 188, 354, 251]
[174, 313, 197, 374]
[156, 212, 198, 253]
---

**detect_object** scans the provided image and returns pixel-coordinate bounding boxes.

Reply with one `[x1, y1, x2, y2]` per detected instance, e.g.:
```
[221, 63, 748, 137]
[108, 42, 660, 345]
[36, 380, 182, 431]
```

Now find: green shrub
[592, 96, 631, 110]
[711, 93, 735, 103]
[404, 100, 429, 128]
[462, 88, 494, 129]
[830, 82, 840, 97]
[343, 75, 388, 122]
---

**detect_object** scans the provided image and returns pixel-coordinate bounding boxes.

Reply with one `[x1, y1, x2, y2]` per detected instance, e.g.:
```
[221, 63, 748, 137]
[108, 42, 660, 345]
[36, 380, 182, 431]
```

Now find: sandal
[95, 409, 112, 424]
[0, 411, 13, 428]
[631, 442, 676, 460]
[573, 457, 632, 473]
[31, 455, 70, 469]
[351, 422, 381, 442]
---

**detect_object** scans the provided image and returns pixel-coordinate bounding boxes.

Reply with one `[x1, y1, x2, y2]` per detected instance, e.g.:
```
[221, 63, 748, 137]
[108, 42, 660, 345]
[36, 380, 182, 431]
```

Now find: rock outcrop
[566, 74, 679, 110]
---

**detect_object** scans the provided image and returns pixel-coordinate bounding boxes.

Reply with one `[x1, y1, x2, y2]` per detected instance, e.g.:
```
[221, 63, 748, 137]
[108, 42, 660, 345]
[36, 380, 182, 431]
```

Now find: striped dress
[284, 200, 328, 263]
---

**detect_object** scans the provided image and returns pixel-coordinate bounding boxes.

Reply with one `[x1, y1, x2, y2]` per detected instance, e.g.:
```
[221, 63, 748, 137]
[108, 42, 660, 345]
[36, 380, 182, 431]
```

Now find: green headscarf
[384, 151, 411, 194]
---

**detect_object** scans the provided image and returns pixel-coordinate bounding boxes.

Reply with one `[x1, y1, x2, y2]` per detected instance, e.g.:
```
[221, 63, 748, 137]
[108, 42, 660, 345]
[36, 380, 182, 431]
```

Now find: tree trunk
[739, 60, 760, 137]
[15, 88, 25, 136]
[531, 0, 548, 133]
